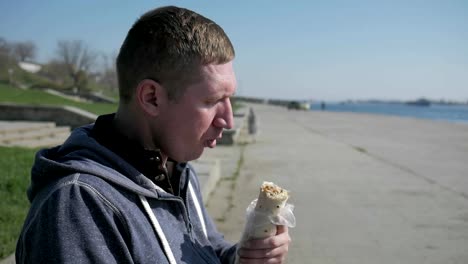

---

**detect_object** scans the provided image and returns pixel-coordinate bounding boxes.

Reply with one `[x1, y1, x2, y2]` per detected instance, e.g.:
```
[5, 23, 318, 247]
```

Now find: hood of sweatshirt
[19, 123, 236, 264]
[28, 124, 171, 202]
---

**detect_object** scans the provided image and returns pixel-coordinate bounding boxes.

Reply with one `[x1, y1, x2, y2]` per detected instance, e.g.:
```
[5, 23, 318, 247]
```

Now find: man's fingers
[238, 256, 286, 264]
[239, 225, 291, 264]
[276, 225, 288, 235]
[238, 244, 288, 259]
[244, 235, 285, 249]
[244, 226, 290, 250]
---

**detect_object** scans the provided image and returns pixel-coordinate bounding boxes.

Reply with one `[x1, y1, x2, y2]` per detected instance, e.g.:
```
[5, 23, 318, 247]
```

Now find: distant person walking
[248, 107, 257, 135]
[321, 101, 326, 110]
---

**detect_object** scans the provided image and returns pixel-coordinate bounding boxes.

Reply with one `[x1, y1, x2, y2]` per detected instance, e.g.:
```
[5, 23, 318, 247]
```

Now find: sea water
[311, 102, 468, 124]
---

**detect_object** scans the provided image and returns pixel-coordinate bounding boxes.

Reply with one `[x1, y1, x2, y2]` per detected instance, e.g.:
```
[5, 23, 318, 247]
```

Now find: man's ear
[135, 79, 165, 116]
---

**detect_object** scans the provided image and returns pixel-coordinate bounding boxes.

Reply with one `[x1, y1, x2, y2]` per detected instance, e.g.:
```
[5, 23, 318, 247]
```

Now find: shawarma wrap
[236, 181, 296, 262]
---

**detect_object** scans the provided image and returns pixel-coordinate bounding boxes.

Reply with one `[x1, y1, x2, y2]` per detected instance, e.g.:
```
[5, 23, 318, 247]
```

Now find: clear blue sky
[1, 0, 467, 102]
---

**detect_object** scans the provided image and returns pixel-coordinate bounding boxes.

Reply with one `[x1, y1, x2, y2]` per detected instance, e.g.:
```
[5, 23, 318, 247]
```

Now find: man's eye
[205, 99, 219, 105]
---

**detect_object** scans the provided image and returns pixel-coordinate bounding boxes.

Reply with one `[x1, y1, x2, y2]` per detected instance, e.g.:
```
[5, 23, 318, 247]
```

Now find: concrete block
[192, 158, 221, 202]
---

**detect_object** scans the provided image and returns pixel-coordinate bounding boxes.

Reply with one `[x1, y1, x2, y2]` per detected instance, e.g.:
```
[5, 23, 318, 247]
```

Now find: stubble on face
[157, 62, 237, 162]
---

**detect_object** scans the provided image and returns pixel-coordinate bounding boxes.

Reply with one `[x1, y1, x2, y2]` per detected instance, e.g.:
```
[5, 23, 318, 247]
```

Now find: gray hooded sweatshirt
[15, 124, 236, 263]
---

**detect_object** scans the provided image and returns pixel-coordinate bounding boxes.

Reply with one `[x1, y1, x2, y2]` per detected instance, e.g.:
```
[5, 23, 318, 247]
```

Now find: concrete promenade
[2, 102, 468, 263]
[206, 103, 468, 264]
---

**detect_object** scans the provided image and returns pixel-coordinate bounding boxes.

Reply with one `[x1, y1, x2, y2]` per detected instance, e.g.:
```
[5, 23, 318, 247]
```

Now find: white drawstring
[139, 195, 177, 264]
[139, 179, 208, 264]
[188, 181, 208, 239]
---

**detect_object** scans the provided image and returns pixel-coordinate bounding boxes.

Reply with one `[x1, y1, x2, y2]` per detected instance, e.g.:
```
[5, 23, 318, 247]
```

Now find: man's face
[156, 61, 236, 162]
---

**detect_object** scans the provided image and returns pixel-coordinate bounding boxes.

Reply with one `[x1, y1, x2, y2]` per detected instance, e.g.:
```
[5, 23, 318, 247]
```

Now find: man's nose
[213, 98, 234, 130]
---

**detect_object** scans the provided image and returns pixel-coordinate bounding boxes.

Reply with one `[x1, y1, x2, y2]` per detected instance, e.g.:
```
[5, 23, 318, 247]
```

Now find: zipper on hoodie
[179, 166, 196, 239]
[149, 168, 194, 237]
[165, 167, 221, 263]
[157, 167, 201, 241]
[159, 195, 222, 263]
[161, 197, 193, 236]
[188, 222, 193, 235]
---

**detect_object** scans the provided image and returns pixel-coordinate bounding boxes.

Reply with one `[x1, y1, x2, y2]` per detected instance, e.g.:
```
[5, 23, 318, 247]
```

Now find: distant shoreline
[310, 102, 468, 124]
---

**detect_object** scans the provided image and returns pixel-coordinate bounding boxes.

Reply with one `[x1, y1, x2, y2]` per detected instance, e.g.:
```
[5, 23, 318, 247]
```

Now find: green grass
[0, 146, 39, 258]
[0, 83, 117, 258]
[231, 98, 243, 113]
[213, 144, 246, 223]
[0, 83, 242, 258]
[0, 83, 245, 116]
[0, 83, 118, 115]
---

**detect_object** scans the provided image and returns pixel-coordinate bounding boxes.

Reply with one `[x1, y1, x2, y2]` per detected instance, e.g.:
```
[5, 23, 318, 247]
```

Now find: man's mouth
[205, 133, 223, 148]
[206, 139, 217, 148]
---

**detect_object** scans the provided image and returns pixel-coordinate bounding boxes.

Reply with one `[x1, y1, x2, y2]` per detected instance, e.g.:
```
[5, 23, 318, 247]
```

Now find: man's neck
[114, 106, 169, 166]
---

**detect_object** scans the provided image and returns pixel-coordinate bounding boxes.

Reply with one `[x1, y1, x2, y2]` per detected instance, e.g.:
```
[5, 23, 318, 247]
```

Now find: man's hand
[237, 225, 291, 264]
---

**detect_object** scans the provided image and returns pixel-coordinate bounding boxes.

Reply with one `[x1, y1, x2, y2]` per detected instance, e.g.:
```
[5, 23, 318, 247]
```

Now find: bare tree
[40, 59, 70, 85]
[0, 37, 11, 56]
[0, 37, 13, 65]
[13, 41, 36, 62]
[98, 52, 118, 92]
[56, 40, 96, 93]
[0, 37, 14, 81]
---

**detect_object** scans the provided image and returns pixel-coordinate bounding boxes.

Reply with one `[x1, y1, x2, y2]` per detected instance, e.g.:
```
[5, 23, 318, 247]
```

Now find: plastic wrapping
[249, 198, 295, 226]
[240, 198, 296, 242]
[235, 182, 296, 264]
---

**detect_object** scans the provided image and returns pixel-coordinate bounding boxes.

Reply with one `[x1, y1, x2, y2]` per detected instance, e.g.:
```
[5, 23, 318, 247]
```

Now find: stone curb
[0, 254, 14, 264]
[192, 158, 221, 203]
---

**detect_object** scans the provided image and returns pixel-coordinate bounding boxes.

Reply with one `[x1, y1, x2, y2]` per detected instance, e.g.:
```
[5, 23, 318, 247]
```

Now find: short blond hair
[116, 6, 235, 103]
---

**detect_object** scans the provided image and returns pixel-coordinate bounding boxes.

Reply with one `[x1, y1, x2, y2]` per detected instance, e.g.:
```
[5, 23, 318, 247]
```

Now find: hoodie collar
[90, 114, 179, 194]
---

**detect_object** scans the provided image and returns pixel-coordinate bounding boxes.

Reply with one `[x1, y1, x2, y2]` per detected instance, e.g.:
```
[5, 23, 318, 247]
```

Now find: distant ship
[406, 98, 431, 106]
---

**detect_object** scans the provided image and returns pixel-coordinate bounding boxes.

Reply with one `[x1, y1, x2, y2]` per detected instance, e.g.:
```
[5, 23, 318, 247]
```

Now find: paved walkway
[208, 103, 468, 264]
[3, 103, 468, 263]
